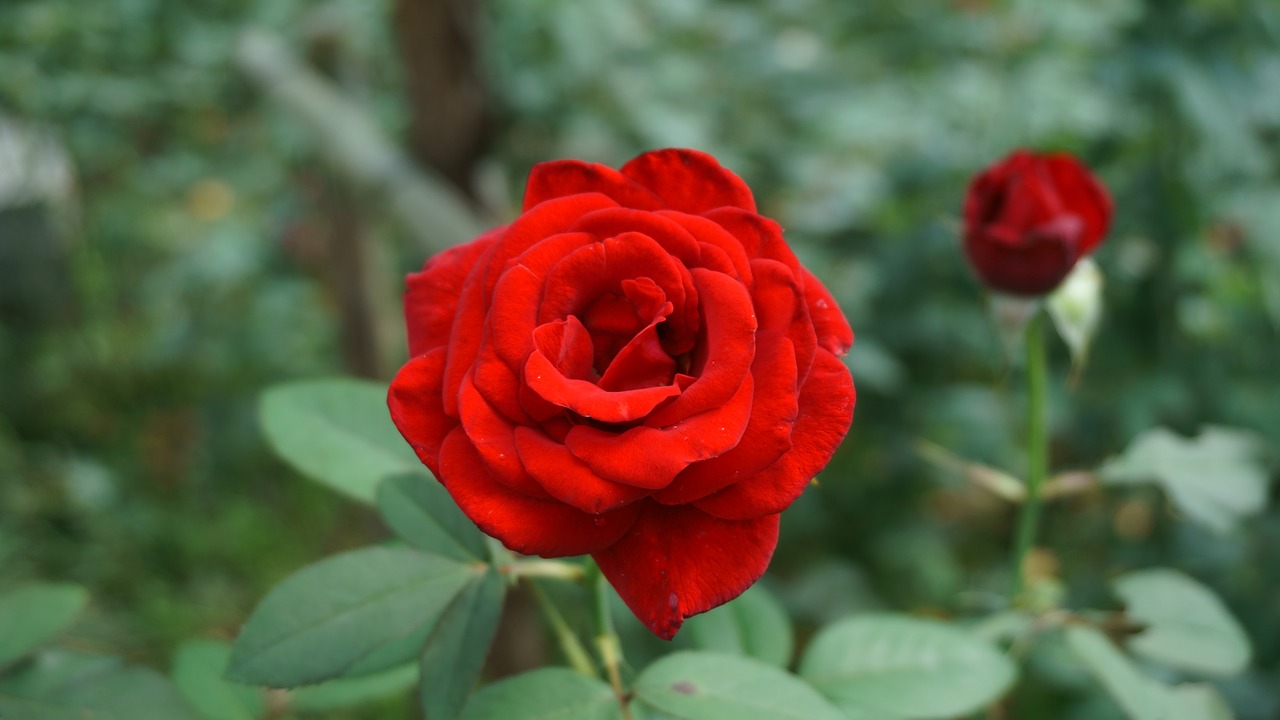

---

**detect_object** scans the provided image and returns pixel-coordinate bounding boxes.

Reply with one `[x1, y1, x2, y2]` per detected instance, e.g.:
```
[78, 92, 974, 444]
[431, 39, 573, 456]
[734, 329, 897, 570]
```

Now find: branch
[234, 29, 485, 252]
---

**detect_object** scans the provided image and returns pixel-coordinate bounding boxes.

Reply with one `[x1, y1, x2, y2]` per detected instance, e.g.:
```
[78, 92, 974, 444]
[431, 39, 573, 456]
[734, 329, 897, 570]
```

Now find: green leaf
[683, 584, 793, 667]
[64, 667, 202, 720]
[420, 568, 506, 720]
[0, 667, 203, 720]
[0, 650, 121, 699]
[634, 651, 845, 720]
[0, 583, 89, 669]
[260, 378, 424, 503]
[798, 613, 1016, 720]
[459, 669, 622, 720]
[1063, 625, 1231, 720]
[1166, 684, 1234, 720]
[377, 473, 488, 562]
[171, 640, 265, 720]
[227, 546, 478, 688]
[0, 696, 87, 720]
[1066, 626, 1165, 720]
[1099, 426, 1269, 533]
[1113, 569, 1251, 676]
[288, 663, 417, 712]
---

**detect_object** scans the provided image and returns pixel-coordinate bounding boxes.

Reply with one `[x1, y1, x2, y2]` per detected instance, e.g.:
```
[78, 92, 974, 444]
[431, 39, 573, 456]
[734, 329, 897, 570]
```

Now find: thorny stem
[585, 559, 632, 720]
[527, 581, 598, 678]
[1012, 311, 1049, 604]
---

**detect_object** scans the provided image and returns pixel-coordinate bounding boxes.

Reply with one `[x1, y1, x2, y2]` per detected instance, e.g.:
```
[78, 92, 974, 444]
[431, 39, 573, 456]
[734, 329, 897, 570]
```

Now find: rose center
[580, 277, 678, 392]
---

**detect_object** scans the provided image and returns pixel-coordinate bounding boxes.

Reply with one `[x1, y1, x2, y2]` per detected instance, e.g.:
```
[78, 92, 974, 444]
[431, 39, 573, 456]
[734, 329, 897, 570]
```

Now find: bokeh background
[2, 0, 1278, 717]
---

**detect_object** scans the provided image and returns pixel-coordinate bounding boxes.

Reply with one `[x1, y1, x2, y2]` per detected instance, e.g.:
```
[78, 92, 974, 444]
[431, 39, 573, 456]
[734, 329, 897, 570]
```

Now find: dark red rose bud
[963, 149, 1112, 296]
[388, 149, 856, 639]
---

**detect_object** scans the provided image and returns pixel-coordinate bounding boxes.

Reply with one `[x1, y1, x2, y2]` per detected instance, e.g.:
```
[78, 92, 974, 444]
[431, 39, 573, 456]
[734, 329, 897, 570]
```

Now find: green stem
[1012, 310, 1049, 604]
[528, 581, 598, 678]
[585, 560, 632, 720]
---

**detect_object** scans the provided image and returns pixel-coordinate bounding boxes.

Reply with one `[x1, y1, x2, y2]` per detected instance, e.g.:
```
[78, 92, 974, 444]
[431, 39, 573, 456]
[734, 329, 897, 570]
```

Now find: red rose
[388, 148, 854, 638]
[963, 149, 1112, 296]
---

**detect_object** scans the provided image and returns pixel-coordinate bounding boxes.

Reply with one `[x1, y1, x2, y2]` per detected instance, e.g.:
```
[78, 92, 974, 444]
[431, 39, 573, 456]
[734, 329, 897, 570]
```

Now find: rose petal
[439, 428, 639, 556]
[458, 374, 552, 499]
[620, 149, 757, 215]
[519, 374, 566, 423]
[598, 321, 677, 392]
[514, 427, 651, 513]
[538, 233, 688, 325]
[571, 207, 707, 356]
[532, 316, 596, 380]
[644, 268, 756, 428]
[487, 232, 596, 370]
[524, 346, 681, 423]
[471, 338, 533, 424]
[388, 348, 455, 476]
[799, 266, 854, 357]
[963, 228, 1078, 296]
[592, 502, 780, 639]
[441, 257, 489, 418]
[965, 150, 1033, 230]
[571, 207, 702, 269]
[702, 208, 798, 273]
[620, 277, 673, 324]
[566, 374, 754, 489]
[405, 229, 500, 357]
[654, 339, 798, 505]
[657, 210, 753, 283]
[1045, 154, 1112, 254]
[695, 348, 854, 520]
[523, 159, 666, 212]
[750, 258, 817, 384]
[481, 194, 619, 301]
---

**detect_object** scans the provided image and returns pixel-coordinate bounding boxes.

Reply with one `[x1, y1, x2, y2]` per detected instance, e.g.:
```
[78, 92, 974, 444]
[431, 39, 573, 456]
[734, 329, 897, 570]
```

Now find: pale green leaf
[1067, 626, 1166, 720]
[634, 651, 845, 720]
[460, 669, 622, 720]
[1065, 626, 1227, 720]
[1166, 683, 1234, 720]
[0, 650, 120, 699]
[171, 640, 264, 720]
[0, 583, 89, 669]
[1099, 427, 1269, 533]
[260, 378, 423, 503]
[377, 473, 488, 562]
[0, 667, 202, 720]
[798, 613, 1016, 719]
[1113, 569, 1250, 676]
[0, 696, 87, 720]
[683, 584, 793, 667]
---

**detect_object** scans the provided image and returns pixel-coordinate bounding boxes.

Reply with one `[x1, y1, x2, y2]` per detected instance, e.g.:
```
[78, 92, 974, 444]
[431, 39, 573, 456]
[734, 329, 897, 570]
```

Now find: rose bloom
[963, 149, 1112, 296]
[389, 148, 854, 638]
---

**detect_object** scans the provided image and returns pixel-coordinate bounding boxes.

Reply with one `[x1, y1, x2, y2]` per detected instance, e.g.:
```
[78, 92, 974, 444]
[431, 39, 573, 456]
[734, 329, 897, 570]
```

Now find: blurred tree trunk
[393, 0, 491, 197]
[307, 34, 396, 380]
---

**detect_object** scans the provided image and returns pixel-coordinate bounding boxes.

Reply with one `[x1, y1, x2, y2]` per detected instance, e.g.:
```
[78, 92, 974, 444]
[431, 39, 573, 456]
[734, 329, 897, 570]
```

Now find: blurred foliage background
[2, 0, 1278, 717]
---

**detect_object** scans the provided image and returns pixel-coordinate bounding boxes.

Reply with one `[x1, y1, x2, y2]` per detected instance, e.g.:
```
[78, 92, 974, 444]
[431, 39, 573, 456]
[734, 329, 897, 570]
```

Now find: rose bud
[962, 149, 1112, 296]
[388, 148, 855, 639]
